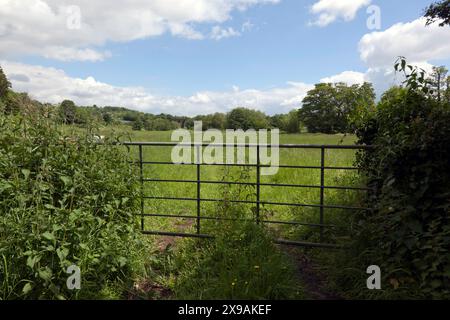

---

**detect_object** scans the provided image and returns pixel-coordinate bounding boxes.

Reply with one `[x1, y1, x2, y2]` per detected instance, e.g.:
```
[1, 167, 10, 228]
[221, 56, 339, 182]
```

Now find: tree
[193, 113, 227, 130]
[285, 110, 301, 133]
[424, 0, 450, 27]
[429, 66, 448, 102]
[226, 108, 269, 130]
[149, 118, 179, 131]
[59, 100, 77, 124]
[269, 114, 288, 131]
[300, 82, 375, 134]
[445, 76, 450, 103]
[208, 113, 226, 130]
[132, 117, 144, 131]
[0, 66, 11, 100]
[2, 91, 41, 115]
[102, 112, 113, 125]
[300, 83, 343, 133]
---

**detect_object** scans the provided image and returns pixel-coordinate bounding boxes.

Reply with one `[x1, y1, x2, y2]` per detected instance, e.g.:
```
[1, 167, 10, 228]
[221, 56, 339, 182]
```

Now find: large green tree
[0, 66, 11, 101]
[299, 82, 375, 134]
[193, 113, 227, 130]
[285, 110, 301, 133]
[226, 108, 269, 130]
[59, 100, 77, 124]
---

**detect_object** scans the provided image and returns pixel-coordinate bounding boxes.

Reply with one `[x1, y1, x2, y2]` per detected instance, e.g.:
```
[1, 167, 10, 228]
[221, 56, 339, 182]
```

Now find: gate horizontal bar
[143, 196, 370, 211]
[123, 142, 373, 150]
[143, 178, 370, 191]
[142, 230, 342, 249]
[132, 160, 359, 171]
[274, 239, 343, 249]
[142, 230, 213, 239]
[143, 213, 336, 228]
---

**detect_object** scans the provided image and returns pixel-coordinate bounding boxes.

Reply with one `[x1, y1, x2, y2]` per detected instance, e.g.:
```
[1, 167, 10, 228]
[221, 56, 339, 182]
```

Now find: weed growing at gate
[170, 222, 302, 300]
[144, 168, 303, 300]
[0, 111, 149, 299]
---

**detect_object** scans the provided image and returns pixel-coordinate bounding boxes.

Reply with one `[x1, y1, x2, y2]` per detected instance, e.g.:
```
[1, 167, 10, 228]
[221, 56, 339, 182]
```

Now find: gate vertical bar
[139, 144, 144, 232]
[320, 146, 325, 242]
[256, 144, 261, 224]
[196, 144, 201, 234]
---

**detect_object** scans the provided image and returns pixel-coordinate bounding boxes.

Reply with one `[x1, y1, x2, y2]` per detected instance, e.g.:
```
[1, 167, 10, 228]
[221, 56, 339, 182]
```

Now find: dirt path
[283, 247, 343, 300]
[155, 219, 195, 251]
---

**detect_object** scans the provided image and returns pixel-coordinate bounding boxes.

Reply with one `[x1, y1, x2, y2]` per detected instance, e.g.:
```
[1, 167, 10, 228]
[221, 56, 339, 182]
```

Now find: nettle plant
[0, 111, 147, 299]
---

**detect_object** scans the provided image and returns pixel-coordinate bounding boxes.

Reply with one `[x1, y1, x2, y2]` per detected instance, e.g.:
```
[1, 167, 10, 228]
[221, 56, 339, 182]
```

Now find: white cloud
[0, 0, 279, 61]
[359, 17, 450, 68]
[320, 71, 366, 85]
[2, 61, 312, 116]
[310, 0, 371, 27]
[210, 26, 241, 40]
[356, 18, 450, 96]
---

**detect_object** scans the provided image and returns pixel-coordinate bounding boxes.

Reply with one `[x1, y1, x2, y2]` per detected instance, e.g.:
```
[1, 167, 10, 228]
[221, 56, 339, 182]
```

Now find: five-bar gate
[125, 142, 372, 249]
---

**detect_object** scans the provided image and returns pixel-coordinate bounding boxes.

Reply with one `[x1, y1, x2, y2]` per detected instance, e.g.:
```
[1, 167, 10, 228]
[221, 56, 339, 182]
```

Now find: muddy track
[283, 247, 343, 300]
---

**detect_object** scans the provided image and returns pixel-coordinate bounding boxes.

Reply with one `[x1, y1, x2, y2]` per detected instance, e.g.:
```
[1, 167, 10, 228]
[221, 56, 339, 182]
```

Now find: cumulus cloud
[0, 0, 279, 61]
[355, 18, 450, 96]
[310, 0, 371, 27]
[323, 16, 450, 97]
[359, 17, 450, 68]
[320, 71, 366, 85]
[2, 61, 312, 116]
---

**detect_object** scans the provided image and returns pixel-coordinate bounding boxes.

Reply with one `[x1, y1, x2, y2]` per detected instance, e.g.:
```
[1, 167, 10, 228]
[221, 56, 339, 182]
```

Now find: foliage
[59, 100, 77, 125]
[190, 113, 227, 130]
[424, 0, 450, 27]
[171, 222, 302, 300]
[144, 117, 179, 131]
[102, 112, 114, 125]
[353, 66, 450, 298]
[226, 107, 270, 130]
[132, 116, 144, 131]
[0, 111, 148, 299]
[0, 66, 11, 100]
[429, 66, 450, 102]
[269, 114, 288, 130]
[300, 82, 375, 134]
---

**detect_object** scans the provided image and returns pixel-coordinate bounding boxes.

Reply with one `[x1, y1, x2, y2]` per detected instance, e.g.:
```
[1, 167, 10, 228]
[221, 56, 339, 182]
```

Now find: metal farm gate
[125, 142, 372, 249]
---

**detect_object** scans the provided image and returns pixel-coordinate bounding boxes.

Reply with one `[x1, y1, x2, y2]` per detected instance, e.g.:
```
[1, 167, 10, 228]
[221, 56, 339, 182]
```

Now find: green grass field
[88, 126, 366, 246]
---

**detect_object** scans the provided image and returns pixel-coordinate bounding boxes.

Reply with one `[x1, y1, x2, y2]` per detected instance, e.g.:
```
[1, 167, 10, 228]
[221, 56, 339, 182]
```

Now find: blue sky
[1, 0, 450, 115]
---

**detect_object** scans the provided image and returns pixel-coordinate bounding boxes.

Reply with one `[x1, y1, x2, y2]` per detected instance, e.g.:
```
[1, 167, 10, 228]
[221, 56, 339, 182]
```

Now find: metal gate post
[320, 146, 325, 242]
[256, 144, 261, 224]
[196, 144, 201, 234]
[139, 144, 144, 232]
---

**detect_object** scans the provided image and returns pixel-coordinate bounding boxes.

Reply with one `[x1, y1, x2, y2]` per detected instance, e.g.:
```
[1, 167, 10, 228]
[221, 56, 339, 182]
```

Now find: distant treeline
[2, 65, 450, 134]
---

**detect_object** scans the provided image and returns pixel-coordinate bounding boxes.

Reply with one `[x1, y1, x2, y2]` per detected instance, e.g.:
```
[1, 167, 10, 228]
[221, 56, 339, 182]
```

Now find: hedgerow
[353, 87, 450, 299]
[0, 110, 148, 299]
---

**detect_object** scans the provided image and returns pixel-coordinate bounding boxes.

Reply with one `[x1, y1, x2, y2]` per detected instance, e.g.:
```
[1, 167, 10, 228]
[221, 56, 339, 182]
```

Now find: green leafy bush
[0, 112, 148, 299]
[354, 87, 450, 298]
